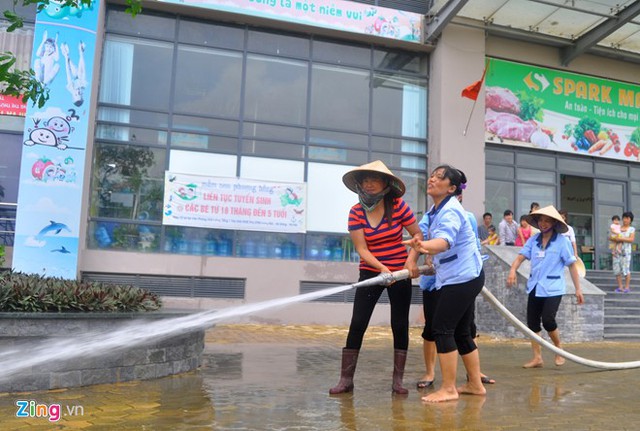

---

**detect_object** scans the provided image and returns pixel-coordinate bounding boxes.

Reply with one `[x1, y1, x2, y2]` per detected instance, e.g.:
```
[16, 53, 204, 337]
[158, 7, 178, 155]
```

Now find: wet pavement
[2, 324, 640, 430]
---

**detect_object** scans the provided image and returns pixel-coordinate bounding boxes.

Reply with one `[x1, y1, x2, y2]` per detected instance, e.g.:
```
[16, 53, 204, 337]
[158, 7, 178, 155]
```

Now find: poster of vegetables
[484, 58, 640, 161]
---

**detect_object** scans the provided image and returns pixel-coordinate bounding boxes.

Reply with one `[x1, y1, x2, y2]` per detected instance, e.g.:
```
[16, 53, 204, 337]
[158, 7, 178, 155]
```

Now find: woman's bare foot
[555, 355, 565, 366]
[457, 382, 487, 396]
[421, 387, 459, 403]
[523, 359, 544, 368]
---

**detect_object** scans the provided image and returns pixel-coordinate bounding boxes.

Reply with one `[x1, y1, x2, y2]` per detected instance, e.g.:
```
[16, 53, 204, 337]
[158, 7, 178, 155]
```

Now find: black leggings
[430, 270, 485, 355]
[526, 286, 562, 333]
[345, 269, 412, 350]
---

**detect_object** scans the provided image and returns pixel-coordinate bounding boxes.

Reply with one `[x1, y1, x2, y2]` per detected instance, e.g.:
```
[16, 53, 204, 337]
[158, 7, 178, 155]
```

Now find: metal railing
[0, 202, 16, 246]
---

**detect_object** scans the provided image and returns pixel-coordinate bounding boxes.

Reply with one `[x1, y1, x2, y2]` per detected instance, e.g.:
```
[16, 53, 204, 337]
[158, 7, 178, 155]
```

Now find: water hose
[375, 267, 640, 370]
[480, 286, 640, 370]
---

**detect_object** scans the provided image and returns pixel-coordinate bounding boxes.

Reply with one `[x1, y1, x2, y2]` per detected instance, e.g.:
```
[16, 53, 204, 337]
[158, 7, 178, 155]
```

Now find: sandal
[615, 288, 624, 293]
[416, 380, 434, 389]
[466, 374, 496, 384]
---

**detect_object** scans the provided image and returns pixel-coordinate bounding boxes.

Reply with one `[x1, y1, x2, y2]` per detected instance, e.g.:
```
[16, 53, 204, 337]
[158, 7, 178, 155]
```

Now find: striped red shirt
[348, 198, 416, 272]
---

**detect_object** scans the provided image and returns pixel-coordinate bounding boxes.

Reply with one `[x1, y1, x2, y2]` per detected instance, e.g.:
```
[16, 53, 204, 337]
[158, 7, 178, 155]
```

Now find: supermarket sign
[163, 172, 307, 233]
[484, 58, 640, 161]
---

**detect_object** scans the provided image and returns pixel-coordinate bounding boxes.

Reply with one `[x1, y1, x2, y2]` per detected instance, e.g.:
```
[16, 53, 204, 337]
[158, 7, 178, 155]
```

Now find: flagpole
[463, 97, 478, 136]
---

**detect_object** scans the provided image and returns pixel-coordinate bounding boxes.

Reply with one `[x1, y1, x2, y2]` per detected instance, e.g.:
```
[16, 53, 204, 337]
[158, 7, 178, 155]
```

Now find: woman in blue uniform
[507, 205, 584, 368]
[404, 165, 486, 403]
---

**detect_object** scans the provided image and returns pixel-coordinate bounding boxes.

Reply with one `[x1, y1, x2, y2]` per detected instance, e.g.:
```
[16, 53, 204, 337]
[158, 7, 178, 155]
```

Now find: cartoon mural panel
[12, 0, 100, 279]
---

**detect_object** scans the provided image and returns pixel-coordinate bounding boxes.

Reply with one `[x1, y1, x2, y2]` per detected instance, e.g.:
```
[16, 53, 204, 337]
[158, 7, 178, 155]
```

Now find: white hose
[356, 267, 640, 369]
[481, 286, 640, 370]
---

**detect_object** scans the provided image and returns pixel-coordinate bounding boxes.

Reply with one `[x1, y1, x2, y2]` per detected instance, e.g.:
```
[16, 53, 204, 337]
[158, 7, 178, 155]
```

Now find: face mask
[356, 184, 390, 212]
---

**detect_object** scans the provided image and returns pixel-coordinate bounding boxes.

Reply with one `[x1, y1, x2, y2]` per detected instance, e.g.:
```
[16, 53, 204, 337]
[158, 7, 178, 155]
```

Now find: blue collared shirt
[419, 195, 482, 291]
[519, 231, 576, 297]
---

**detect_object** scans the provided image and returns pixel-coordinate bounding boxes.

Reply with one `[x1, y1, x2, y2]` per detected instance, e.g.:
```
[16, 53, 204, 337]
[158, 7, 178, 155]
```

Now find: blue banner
[12, 0, 100, 278]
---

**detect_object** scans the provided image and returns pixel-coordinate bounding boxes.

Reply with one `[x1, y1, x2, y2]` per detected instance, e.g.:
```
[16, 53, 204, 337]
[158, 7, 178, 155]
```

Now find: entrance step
[586, 270, 640, 339]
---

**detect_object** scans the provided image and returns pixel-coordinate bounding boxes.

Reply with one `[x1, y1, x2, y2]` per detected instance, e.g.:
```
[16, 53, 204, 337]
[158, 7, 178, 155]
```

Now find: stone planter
[0, 311, 205, 392]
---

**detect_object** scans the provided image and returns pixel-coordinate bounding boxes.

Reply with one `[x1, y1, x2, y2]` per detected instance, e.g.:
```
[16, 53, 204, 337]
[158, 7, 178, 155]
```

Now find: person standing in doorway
[329, 160, 422, 395]
[499, 210, 518, 246]
[507, 205, 584, 368]
[612, 212, 635, 293]
[529, 202, 541, 235]
[559, 209, 578, 258]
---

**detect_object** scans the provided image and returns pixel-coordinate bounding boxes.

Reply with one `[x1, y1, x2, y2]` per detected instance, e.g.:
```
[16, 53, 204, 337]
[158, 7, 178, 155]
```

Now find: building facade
[1, 1, 639, 325]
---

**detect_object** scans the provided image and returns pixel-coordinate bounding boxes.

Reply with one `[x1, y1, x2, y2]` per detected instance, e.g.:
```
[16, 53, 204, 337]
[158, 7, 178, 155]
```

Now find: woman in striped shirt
[329, 160, 422, 395]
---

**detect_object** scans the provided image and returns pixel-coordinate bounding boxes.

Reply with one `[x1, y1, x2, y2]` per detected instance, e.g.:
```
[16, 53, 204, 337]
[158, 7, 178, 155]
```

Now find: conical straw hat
[342, 160, 406, 197]
[525, 205, 568, 234]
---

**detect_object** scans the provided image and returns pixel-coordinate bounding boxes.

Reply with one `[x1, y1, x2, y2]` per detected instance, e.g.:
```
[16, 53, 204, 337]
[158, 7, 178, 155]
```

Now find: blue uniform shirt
[419, 195, 482, 291]
[519, 231, 576, 297]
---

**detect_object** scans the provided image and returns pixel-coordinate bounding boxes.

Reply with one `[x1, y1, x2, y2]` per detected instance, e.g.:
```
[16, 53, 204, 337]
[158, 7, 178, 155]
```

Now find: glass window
[485, 179, 514, 221]
[241, 139, 305, 159]
[91, 143, 166, 221]
[172, 115, 238, 136]
[313, 39, 370, 66]
[558, 157, 593, 174]
[107, 9, 175, 39]
[247, 29, 309, 57]
[178, 19, 244, 50]
[174, 46, 242, 118]
[398, 170, 427, 220]
[96, 124, 166, 146]
[100, 36, 173, 110]
[90, 221, 161, 252]
[169, 150, 237, 177]
[516, 152, 555, 169]
[236, 230, 302, 259]
[372, 74, 426, 138]
[244, 55, 308, 125]
[98, 107, 169, 129]
[309, 129, 368, 149]
[308, 146, 368, 165]
[242, 122, 306, 143]
[371, 152, 426, 171]
[374, 49, 426, 74]
[631, 166, 640, 180]
[597, 181, 625, 202]
[518, 168, 555, 184]
[486, 165, 514, 179]
[170, 132, 238, 153]
[311, 64, 369, 132]
[240, 157, 304, 182]
[485, 147, 514, 164]
[595, 162, 629, 178]
[0, 133, 22, 203]
[632, 182, 640, 194]
[307, 162, 355, 233]
[517, 183, 555, 219]
[371, 136, 426, 154]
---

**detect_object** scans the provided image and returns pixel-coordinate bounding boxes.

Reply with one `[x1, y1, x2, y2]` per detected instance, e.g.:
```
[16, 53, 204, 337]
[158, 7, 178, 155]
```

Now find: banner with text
[163, 173, 307, 233]
[484, 58, 640, 162]
[156, 0, 422, 43]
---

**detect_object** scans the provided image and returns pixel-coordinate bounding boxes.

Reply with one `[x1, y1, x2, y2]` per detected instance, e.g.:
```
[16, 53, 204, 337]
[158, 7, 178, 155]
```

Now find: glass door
[595, 179, 626, 270]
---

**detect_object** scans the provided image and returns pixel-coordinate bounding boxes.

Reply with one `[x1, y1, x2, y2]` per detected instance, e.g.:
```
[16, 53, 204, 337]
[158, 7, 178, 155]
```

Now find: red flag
[461, 61, 489, 101]
[461, 79, 483, 100]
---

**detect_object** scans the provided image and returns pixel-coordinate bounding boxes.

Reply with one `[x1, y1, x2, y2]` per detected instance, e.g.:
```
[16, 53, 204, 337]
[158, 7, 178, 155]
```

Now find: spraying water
[0, 268, 421, 381]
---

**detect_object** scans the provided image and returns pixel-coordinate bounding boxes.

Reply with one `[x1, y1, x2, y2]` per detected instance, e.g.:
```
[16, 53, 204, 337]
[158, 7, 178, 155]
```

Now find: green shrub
[0, 245, 5, 267]
[0, 271, 162, 312]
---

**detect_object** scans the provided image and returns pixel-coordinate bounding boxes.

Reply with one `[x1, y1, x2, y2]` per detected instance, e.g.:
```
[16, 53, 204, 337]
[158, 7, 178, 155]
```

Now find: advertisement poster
[157, 0, 423, 43]
[484, 58, 640, 162]
[12, 1, 99, 279]
[163, 172, 307, 233]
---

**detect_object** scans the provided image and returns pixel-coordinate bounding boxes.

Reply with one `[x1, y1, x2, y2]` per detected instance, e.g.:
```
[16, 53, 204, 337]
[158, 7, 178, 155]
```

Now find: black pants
[526, 286, 562, 333]
[430, 270, 485, 355]
[345, 269, 412, 350]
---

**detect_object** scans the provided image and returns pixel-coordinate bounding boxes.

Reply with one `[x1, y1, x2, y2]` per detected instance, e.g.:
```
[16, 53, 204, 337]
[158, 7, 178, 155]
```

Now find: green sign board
[484, 58, 640, 161]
